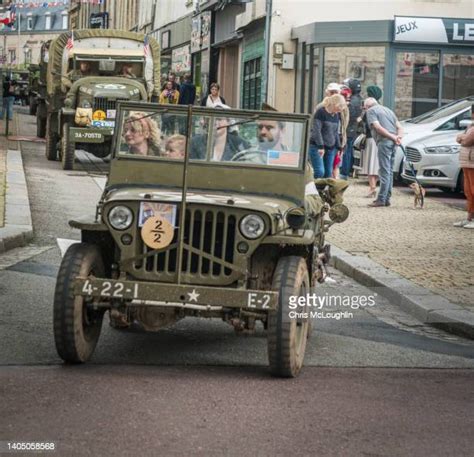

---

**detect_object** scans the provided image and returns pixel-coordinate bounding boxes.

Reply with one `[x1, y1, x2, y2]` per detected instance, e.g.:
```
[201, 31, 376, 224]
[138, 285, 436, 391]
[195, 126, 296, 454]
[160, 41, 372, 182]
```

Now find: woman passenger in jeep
[123, 112, 162, 156]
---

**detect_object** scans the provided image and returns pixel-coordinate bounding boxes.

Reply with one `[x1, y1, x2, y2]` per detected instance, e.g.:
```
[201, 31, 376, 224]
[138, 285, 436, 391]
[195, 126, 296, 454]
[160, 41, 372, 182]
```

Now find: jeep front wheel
[61, 123, 75, 170]
[53, 243, 105, 363]
[267, 256, 310, 377]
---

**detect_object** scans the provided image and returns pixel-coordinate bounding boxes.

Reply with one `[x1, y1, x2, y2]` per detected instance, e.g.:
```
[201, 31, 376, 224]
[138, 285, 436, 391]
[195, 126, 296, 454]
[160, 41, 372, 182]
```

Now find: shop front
[292, 17, 474, 119]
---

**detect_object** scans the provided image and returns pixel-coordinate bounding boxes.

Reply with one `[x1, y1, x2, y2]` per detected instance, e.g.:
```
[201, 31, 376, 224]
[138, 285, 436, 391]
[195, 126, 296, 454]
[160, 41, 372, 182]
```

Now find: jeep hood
[104, 187, 300, 218]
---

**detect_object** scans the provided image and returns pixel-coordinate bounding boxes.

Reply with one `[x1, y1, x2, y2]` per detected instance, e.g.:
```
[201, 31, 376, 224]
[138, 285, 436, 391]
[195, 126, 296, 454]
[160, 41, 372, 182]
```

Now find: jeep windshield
[70, 54, 145, 78]
[115, 106, 307, 169]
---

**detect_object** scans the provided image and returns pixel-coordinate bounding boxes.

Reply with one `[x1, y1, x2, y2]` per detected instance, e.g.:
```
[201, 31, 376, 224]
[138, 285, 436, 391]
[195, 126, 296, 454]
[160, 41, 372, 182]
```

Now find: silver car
[401, 98, 473, 191]
[354, 97, 473, 186]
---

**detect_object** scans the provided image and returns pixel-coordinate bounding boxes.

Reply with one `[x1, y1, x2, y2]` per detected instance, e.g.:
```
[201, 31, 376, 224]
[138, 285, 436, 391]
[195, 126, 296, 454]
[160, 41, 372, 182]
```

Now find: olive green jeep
[53, 103, 349, 377]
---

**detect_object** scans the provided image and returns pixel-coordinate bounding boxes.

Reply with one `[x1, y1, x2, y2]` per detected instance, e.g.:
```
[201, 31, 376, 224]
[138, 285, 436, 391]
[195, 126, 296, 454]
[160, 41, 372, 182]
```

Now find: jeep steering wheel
[230, 148, 267, 164]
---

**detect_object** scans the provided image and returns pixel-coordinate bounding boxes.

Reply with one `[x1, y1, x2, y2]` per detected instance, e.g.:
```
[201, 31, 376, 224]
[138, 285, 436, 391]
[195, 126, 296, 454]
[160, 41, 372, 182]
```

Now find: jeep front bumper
[74, 277, 278, 311]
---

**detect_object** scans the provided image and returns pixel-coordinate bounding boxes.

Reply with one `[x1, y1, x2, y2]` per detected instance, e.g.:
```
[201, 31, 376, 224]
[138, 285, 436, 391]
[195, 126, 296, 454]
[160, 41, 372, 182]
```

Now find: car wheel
[53, 243, 105, 363]
[267, 256, 309, 378]
[456, 170, 464, 194]
[61, 123, 75, 170]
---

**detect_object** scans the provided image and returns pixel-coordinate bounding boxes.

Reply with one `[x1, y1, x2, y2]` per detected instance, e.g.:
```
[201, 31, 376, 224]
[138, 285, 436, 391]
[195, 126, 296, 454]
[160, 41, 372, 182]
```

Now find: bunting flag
[144, 35, 150, 58]
[66, 31, 74, 51]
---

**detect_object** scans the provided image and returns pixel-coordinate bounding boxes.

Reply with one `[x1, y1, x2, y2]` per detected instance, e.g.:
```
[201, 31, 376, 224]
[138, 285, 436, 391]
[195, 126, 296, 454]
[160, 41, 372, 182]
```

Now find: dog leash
[399, 144, 424, 208]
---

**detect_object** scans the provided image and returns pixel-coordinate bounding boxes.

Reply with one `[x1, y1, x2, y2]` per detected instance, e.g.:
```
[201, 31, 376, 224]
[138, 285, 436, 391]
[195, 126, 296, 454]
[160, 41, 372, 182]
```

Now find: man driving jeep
[257, 120, 287, 151]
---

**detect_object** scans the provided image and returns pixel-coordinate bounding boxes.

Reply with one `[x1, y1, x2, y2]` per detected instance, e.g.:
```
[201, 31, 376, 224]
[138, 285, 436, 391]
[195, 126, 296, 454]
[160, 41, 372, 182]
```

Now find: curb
[0, 149, 33, 253]
[329, 245, 474, 339]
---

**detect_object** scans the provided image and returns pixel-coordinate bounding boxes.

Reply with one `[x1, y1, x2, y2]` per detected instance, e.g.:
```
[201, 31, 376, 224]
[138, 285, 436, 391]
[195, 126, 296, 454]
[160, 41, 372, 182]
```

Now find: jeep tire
[61, 123, 75, 170]
[54, 243, 105, 363]
[267, 256, 310, 377]
[45, 117, 59, 161]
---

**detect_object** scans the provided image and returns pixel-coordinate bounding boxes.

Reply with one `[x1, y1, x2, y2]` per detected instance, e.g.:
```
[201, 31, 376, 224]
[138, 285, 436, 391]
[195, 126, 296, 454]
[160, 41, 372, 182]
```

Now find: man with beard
[257, 120, 287, 151]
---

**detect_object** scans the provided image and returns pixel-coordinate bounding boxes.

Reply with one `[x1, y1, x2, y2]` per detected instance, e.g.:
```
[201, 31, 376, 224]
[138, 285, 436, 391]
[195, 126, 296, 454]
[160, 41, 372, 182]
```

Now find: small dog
[409, 182, 426, 209]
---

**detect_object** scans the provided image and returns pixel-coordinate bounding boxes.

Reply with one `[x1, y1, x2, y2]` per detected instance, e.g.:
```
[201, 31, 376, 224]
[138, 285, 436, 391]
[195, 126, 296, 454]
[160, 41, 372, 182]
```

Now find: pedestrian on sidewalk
[454, 108, 474, 229]
[1, 76, 16, 121]
[361, 85, 382, 197]
[364, 97, 403, 208]
[309, 94, 346, 178]
[178, 73, 196, 134]
[201, 83, 226, 107]
[340, 78, 363, 180]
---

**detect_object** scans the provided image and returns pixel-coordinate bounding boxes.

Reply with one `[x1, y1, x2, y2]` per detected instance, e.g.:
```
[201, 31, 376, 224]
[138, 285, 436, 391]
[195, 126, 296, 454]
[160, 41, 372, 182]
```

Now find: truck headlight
[108, 206, 133, 230]
[240, 214, 265, 239]
[425, 145, 460, 154]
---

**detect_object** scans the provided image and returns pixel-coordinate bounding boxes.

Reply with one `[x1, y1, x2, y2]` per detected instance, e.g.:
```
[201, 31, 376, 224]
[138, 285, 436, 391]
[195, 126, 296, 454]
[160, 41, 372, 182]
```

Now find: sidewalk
[328, 178, 474, 337]
[0, 113, 33, 252]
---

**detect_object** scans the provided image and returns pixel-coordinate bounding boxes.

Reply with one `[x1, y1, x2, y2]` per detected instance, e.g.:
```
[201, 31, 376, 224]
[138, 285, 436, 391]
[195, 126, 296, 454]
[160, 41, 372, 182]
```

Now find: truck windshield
[117, 108, 306, 169]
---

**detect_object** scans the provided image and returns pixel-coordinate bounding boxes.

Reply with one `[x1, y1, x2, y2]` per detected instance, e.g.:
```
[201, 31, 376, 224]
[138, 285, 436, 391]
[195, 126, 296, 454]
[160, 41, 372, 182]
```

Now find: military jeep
[37, 30, 160, 170]
[53, 103, 349, 377]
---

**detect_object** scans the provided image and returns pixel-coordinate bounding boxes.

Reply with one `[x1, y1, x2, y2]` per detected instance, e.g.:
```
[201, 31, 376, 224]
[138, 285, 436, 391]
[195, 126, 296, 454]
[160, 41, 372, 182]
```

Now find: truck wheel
[54, 243, 105, 363]
[61, 123, 75, 170]
[29, 96, 37, 116]
[267, 256, 310, 378]
[37, 115, 46, 138]
[90, 141, 111, 159]
[45, 118, 58, 160]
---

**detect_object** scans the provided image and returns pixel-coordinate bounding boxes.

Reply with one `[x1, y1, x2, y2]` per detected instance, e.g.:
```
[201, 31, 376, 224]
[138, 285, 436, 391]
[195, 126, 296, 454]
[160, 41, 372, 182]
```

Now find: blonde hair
[323, 94, 346, 112]
[164, 134, 186, 157]
[125, 112, 162, 155]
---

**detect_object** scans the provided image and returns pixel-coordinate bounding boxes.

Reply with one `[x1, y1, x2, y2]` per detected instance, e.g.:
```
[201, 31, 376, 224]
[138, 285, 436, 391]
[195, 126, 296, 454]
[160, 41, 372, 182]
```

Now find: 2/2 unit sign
[394, 16, 474, 45]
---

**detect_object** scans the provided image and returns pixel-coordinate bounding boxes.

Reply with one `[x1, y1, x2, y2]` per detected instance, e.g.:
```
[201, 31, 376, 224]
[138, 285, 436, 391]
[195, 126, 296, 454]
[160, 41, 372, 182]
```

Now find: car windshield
[117, 108, 306, 169]
[406, 99, 473, 124]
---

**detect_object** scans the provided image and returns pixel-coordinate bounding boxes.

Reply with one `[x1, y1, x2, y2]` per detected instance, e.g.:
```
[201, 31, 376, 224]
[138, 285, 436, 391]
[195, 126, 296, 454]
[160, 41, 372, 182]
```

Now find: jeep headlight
[108, 206, 133, 230]
[425, 145, 460, 154]
[240, 214, 265, 239]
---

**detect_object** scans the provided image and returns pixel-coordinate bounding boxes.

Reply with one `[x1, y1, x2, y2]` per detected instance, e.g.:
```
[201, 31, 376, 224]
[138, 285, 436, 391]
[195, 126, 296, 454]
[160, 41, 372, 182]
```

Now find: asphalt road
[1, 110, 473, 457]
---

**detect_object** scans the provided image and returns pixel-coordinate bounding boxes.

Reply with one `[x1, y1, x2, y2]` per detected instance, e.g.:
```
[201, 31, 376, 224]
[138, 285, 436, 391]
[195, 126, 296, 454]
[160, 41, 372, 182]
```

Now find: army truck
[36, 30, 160, 170]
[53, 103, 349, 377]
[27, 64, 40, 116]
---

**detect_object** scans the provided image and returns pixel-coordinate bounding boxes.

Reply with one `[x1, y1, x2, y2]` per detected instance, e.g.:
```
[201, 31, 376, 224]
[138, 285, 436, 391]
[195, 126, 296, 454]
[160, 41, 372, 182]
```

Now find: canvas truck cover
[46, 29, 160, 99]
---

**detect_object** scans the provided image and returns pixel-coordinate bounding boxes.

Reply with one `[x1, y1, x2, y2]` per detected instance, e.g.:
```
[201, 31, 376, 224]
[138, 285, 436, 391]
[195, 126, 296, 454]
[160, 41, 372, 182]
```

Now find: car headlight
[108, 205, 133, 230]
[425, 145, 460, 154]
[240, 214, 266, 239]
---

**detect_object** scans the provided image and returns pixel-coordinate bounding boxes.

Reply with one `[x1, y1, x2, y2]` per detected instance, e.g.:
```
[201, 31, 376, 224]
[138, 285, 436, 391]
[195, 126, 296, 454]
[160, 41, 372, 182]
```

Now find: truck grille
[93, 97, 128, 113]
[134, 208, 237, 280]
[405, 147, 422, 163]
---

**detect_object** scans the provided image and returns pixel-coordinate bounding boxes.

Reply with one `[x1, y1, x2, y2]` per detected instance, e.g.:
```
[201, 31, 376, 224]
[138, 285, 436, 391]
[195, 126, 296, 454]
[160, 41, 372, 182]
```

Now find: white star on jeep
[188, 289, 200, 302]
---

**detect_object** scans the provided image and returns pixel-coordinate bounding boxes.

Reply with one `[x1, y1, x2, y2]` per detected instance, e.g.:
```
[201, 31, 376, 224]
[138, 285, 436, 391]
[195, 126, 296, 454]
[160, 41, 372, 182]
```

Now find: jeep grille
[133, 207, 239, 283]
[93, 97, 128, 112]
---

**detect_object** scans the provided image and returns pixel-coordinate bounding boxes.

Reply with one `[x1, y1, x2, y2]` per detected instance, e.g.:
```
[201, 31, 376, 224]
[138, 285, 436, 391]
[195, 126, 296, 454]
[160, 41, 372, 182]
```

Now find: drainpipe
[261, 0, 272, 106]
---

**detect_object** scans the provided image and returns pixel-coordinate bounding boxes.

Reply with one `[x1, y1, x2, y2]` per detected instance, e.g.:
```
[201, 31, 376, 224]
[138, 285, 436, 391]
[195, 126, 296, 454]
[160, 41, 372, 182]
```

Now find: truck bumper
[69, 127, 113, 143]
[74, 277, 279, 311]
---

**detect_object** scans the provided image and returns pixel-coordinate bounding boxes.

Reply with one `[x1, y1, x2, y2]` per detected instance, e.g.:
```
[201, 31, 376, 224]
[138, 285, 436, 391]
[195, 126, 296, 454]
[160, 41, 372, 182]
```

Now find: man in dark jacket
[340, 78, 363, 180]
[178, 73, 196, 105]
[1, 77, 16, 121]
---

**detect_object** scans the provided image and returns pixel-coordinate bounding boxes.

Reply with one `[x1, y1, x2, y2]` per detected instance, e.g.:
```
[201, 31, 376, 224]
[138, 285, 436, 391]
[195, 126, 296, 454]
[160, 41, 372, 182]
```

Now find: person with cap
[340, 78, 363, 180]
[361, 85, 382, 197]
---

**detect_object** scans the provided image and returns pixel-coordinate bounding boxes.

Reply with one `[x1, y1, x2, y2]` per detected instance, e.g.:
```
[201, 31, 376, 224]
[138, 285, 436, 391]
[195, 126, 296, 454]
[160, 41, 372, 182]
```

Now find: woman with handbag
[454, 107, 474, 229]
[361, 86, 382, 197]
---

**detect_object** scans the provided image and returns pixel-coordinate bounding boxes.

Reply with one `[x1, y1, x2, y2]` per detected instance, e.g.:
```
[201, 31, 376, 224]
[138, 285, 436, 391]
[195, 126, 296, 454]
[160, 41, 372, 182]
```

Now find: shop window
[442, 54, 474, 105]
[242, 57, 262, 110]
[395, 52, 440, 120]
[27, 16, 33, 31]
[323, 46, 385, 102]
